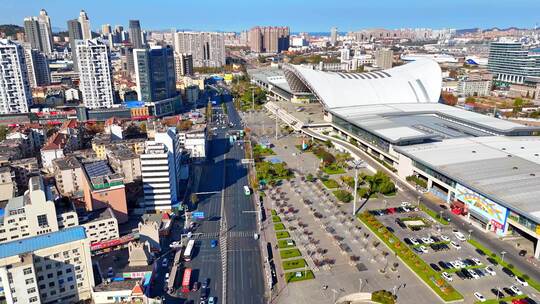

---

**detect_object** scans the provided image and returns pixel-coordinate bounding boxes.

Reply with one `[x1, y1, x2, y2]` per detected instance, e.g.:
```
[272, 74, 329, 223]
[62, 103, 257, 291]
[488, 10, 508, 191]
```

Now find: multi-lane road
[161, 90, 265, 304]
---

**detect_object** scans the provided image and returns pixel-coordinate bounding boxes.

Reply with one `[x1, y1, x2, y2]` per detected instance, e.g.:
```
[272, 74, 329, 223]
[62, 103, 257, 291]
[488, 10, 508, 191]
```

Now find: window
[39, 284, 45, 289]
[48, 282, 55, 287]
[47, 274, 53, 279]
[27, 287, 36, 294]
[53, 253, 60, 258]
[45, 264, 51, 270]
[29, 297, 38, 303]
[37, 276, 43, 281]
[59, 287, 65, 293]
[66, 268, 72, 273]
[67, 276, 73, 282]
[36, 215, 48, 227]
[23, 267, 32, 275]
[57, 271, 63, 276]
[50, 290, 56, 295]
[25, 278, 34, 284]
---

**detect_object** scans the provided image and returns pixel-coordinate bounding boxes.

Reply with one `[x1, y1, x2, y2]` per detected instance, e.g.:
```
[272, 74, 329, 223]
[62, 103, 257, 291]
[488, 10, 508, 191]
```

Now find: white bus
[244, 185, 251, 196]
[183, 240, 195, 261]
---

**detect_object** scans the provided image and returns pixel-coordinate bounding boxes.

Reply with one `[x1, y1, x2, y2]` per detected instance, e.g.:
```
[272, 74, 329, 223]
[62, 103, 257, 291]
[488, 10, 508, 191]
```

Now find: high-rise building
[375, 48, 393, 69]
[0, 226, 94, 304]
[101, 24, 112, 35]
[23, 10, 53, 55]
[134, 46, 177, 103]
[174, 52, 193, 77]
[488, 41, 540, 84]
[76, 39, 115, 109]
[24, 47, 51, 87]
[129, 20, 144, 49]
[141, 127, 181, 211]
[120, 45, 135, 79]
[0, 39, 33, 114]
[248, 26, 290, 53]
[78, 10, 92, 40]
[330, 27, 338, 46]
[174, 31, 225, 67]
[67, 19, 83, 71]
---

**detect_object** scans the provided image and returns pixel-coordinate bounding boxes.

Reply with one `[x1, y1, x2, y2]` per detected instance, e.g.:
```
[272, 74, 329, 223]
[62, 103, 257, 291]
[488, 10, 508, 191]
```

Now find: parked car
[491, 288, 505, 298]
[409, 238, 419, 246]
[440, 235, 450, 242]
[438, 261, 450, 269]
[471, 258, 483, 266]
[504, 287, 516, 297]
[202, 278, 210, 289]
[519, 250, 527, 257]
[510, 285, 523, 295]
[430, 263, 441, 271]
[484, 266, 496, 276]
[468, 269, 480, 279]
[442, 272, 453, 281]
[418, 246, 428, 254]
[450, 241, 461, 250]
[208, 297, 215, 304]
[502, 267, 515, 278]
[211, 239, 218, 248]
[453, 231, 466, 241]
[162, 258, 168, 268]
[474, 292, 486, 302]
[404, 238, 413, 245]
[516, 276, 529, 286]
[192, 282, 200, 291]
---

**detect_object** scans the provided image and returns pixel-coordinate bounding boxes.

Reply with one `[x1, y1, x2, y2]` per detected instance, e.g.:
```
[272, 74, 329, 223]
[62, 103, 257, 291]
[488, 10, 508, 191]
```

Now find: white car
[450, 241, 461, 249]
[418, 246, 428, 254]
[453, 231, 466, 241]
[510, 285, 523, 295]
[420, 237, 431, 244]
[484, 266, 496, 276]
[441, 272, 453, 282]
[402, 206, 411, 212]
[471, 258, 483, 266]
[516, 276, 529, 286]
[440, 235, 450, 242]
[161, 258, 168, 268]
[401, 201, 412, 207]
[474, 292, 486, 302]
[468, 269, 480, 279]
[164, 272, 170, 283]
[410, 238, 419, 246]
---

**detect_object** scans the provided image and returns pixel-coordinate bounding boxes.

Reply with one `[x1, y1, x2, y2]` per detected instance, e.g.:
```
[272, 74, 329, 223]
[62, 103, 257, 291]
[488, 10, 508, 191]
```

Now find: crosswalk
[190, 231, 256, 239]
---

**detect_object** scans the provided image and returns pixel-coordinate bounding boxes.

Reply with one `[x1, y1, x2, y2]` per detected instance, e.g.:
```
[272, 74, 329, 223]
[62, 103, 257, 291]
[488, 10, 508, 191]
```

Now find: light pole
[417, 196, 421, 208]
[359, 278, 363, 292]
[468, 229, 473, 240]
[352, 160, 364, 216]
[501, 251, 507, 265]
[439, 210, 443, 220]
[383, 199, 388, 209]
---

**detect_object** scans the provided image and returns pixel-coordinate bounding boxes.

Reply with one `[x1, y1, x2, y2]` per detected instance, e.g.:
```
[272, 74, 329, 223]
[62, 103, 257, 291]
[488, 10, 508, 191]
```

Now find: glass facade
[413, 160, 456, 187]
[332, 115, 390, 152]
[508, 211, 539, 233]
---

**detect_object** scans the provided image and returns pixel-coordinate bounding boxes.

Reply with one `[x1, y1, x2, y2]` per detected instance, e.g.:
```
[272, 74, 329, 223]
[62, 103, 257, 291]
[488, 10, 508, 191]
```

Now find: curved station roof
[283, 59, 442, 109]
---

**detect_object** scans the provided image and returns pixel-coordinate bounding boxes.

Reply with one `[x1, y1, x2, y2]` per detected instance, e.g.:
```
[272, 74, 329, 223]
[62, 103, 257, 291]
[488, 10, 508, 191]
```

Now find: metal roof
[396, 136, 540, 220]
[83, 160, 113, 178]
[283, 59, 442, 109]
[330, 103, 540, 144]
[0, 226, 86, 259]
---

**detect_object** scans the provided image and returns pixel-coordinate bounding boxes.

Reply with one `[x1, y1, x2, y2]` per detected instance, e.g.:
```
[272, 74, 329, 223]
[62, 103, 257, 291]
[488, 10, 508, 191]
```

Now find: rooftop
[79, 207, 115, 224]
[93, 247, 152, 292]
[330, 103, 540, 144]
[0, 226, 86, 259]
[53, 155, 82, 170]
[396, 136, 540, 221]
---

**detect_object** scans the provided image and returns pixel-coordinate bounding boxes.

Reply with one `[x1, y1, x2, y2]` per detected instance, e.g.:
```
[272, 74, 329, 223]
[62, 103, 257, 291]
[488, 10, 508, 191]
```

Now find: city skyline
[1, 0, 540, 32]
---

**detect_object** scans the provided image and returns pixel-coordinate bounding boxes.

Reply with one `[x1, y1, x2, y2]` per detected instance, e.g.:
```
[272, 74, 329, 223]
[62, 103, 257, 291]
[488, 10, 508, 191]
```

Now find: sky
[1, 0, 540, 32]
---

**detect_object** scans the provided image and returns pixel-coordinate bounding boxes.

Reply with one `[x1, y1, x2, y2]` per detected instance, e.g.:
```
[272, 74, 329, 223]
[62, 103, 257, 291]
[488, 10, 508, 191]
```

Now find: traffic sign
[241, 159, 254, 164]
[192, 211, 205, 219]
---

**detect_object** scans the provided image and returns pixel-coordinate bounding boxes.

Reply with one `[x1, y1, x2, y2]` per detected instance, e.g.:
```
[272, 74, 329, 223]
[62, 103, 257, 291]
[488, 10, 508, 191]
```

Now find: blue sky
[1, 0, 539, 32]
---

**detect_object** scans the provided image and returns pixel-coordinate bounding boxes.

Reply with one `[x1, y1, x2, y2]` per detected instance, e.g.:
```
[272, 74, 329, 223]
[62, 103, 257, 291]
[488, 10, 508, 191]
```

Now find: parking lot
[372, 203, 540, 303]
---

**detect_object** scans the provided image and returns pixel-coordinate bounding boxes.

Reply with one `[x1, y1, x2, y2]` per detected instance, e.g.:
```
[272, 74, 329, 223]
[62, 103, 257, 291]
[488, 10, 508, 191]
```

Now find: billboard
[455, 183, 508, 227]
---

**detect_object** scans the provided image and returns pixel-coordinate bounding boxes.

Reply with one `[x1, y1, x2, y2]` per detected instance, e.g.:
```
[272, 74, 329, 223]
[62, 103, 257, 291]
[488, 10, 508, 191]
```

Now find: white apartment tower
[141, 127, 180, 211]
[0, 39, 32, 114]
[78, 10, 92, 40]
[174, 31, 225, 67]
[37, 9, 54, 54]
[76, 39, 115, 108]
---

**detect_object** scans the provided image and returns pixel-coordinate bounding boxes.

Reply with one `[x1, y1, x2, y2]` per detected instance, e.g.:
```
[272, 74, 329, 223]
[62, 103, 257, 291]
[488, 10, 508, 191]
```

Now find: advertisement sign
[192, 211, 205, 219]
[455, 183, 508, 227]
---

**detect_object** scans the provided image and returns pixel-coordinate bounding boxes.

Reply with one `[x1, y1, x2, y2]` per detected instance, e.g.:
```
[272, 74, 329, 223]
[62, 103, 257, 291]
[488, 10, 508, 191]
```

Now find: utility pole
[275, 109, 279, 140]
[352, 160, 364, 216]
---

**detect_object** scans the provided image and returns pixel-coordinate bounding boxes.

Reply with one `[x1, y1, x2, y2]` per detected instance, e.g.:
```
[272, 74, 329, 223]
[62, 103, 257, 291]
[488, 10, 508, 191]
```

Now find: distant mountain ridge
[0, 24, 24, 37]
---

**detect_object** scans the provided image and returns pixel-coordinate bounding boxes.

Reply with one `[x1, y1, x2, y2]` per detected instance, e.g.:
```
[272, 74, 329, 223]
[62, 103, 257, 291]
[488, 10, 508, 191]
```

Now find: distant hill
[0, 24, 24, 37]
[456, 28, 479, 35]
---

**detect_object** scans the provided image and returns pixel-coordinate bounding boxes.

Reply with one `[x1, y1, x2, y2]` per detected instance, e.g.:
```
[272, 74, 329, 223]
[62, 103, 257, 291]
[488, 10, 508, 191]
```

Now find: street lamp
[439, 210, 443, 220]
[383, 199, 388, 209]
[501, 251, 507, 265]
[417, 196, 421, 208]
[468, 229, 473, 240]
[352, 160, 364, 216]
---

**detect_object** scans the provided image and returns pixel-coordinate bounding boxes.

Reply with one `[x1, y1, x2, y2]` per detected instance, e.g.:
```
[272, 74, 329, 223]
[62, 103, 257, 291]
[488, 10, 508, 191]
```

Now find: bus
[181, 268, 192, 293]
[183, 240, 195, 261]
[243, 185, 251, 196]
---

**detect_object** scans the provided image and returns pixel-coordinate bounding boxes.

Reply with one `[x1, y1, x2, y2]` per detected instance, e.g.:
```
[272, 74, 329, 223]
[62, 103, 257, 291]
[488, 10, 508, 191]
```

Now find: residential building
[138, 215, 161, 251]
[67, 19, 83, 72]
[105, 144, 142, 183]
[23, 9, 53, 54]
[101, 24, 111, 36]
[178, 124, 206, 158]
[0, 166, 16, 203]
[174, 31, 225, 67]
[120, 45, 135, 79]
[174, 52, 193, 77]
[184, 85, 199, 104]
[457, 78, 492, 97]
[0, 176, 59, 243]
[375, 48, 393, 69]
[488, 41, 540, 84]
[0, 39, 33, 114]
[41, 132, 78, 170]
[53, 156, 85, 196]
[10, 157, 39, 194]
[76, 39, 115, 109]
[128, 20, 144, 49]
[91, 135, 146, 159]
[248, 26, 290, 53]
[24, 47, 51, 87]
[0, 226, 94, 303]
[78, 10, 92, 40]
[330, 27, 338, 46]
[141, 127, 180, 211]
[78, 207, 119, 245]
[81, 160, 128, 223]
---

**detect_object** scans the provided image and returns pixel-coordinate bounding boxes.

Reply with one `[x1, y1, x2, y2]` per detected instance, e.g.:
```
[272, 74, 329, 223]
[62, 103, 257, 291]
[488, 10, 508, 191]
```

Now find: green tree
[0, 125, 8, 141]
[513, 97, 524, 114]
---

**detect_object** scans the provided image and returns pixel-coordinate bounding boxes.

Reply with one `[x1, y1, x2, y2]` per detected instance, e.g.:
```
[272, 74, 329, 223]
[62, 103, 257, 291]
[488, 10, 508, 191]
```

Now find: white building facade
[0, 39, 33, 114]
[76, 39, 115, 109]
